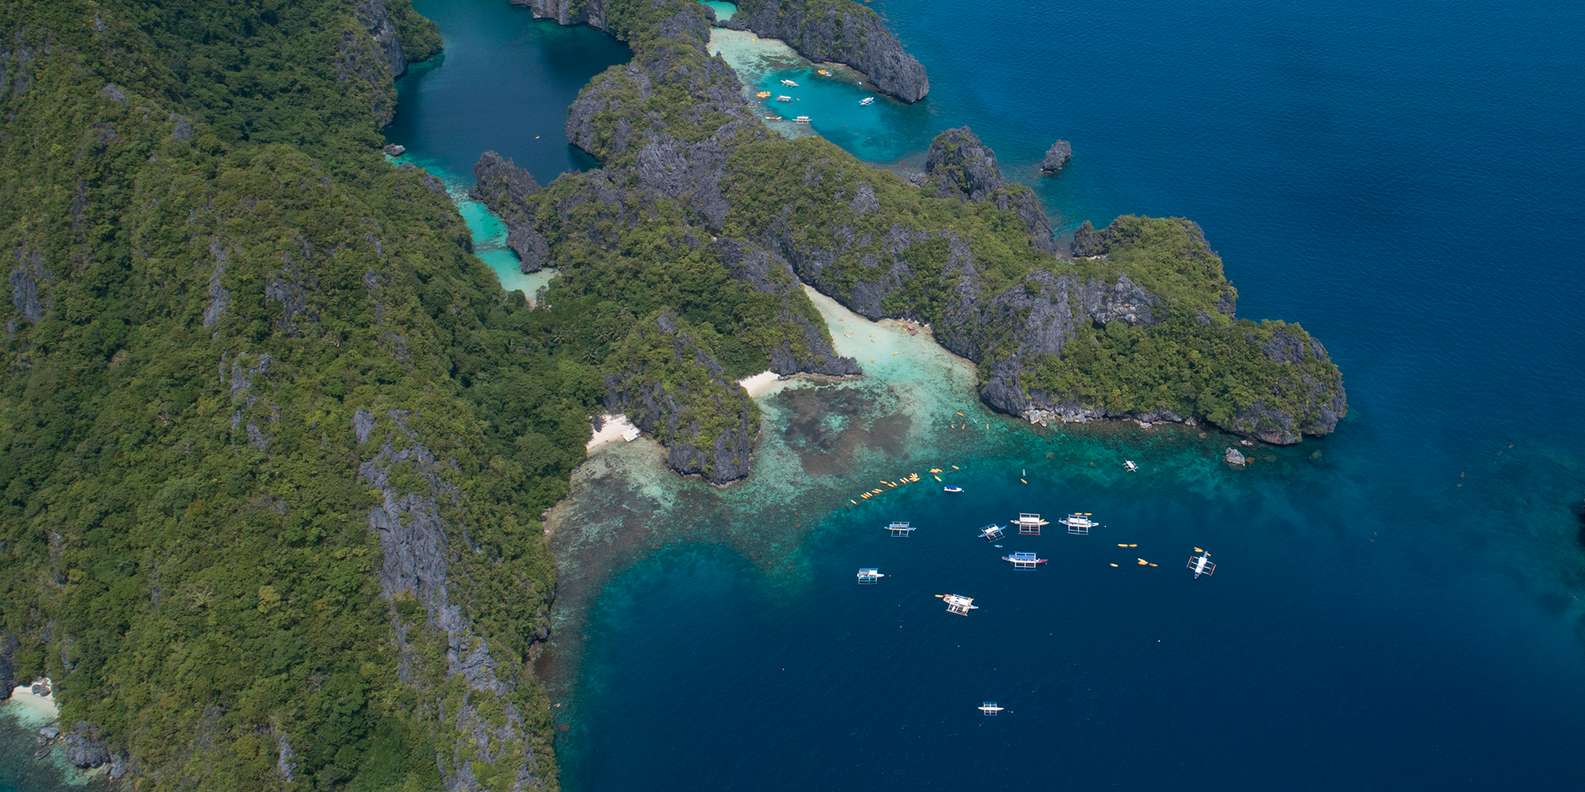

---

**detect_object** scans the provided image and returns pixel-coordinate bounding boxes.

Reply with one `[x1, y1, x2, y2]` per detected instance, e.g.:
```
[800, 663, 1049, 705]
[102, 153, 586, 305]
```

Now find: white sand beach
[4, 679, 60, 729]
[737, 370, 783, 398]
[586, 414, 641, 452]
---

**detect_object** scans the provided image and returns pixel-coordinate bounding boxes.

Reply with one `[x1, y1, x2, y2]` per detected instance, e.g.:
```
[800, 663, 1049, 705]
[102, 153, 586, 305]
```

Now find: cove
[532, 0, 1585, 790]
[384, 0, 629, 298]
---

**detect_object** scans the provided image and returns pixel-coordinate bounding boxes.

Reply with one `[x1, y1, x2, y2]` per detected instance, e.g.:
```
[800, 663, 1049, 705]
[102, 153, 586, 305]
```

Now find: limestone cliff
[724, 0, 930, 102]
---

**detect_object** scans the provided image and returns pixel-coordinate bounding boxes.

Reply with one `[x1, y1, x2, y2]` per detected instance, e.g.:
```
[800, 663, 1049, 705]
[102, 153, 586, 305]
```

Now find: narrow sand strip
[737, 370, 782, 398]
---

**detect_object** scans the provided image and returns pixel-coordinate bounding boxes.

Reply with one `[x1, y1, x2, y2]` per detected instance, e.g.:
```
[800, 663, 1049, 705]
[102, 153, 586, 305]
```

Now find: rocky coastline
[721, 0, 930, 102]
[498, 0, 1344, 481]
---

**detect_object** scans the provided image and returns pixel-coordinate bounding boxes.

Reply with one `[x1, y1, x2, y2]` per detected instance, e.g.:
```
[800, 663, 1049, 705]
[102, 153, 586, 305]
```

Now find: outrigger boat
[775, 95, 793, 102]
[935, 593, 978, 616]
[1123, 459, 1138, 472]
[856, 568, 886, 584]
[754, 90, 772, 99]
[793, 115, 811, 124]
[978, 701, 1004, 716]
[943, 485, 963, 493]
[979, 524, 1005, 541]
[884, 521, 916, 537]
[780, 78, 799, 87]
[1187, 548, 1216, 579]
[1061, 512, 1099, 535]
[859, 96, 875, 106]
[1002, 551, 1046, 570]
[1012, 513, 1049, 535]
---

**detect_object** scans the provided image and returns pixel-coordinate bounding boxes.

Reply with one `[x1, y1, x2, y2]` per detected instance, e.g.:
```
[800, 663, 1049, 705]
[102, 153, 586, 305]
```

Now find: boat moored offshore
[1002, 551, 1047, 570]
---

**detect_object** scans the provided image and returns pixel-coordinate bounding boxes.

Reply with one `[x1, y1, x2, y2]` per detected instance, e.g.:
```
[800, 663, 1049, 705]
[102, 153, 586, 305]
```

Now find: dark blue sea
[7, 0, 1583, 788]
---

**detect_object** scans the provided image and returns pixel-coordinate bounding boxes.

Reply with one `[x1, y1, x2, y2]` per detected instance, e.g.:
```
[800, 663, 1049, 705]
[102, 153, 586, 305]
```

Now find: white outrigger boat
[978, 524, 1006, 541]
[942, 485, 963, 493]
[1187, 548, 1216, 579]
[775, 95, 793, 102]
[780, 78, 799, 87]
[935, 593, 978, 616]
[856, 568, 886, 584]
[1002, 551, 1046, 570]
[793, 115, 811, 124]
[1012, 512, 1049, 535]
[1123, 459, 1138, 472]
[859, 96, 875, 106]
[978, 701, 1004, 716]
[1060, 512, 1099, 535]
[884, 521, 916, 537]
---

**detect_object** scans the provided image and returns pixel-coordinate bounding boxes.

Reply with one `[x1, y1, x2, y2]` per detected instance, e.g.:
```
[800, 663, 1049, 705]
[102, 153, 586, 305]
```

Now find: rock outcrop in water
[1040, 139, 1072, 175]
[471, 151, 552, 271]
[924, 127, 1057, 253]
[723, 0, 930, 102]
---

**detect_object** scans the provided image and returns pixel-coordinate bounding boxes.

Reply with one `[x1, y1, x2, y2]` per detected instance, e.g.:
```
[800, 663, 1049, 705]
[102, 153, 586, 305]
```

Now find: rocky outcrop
[604, 312, 759, 483]
[1039, 139, 1072, 175]
[0, 633, 15, 700]
[470, 151, 552, 271]
[354, 0, 407, 79]
[10, 244, 47, 324]
[923, 127, 1057, 253]
[1222, 325, 1348, 442]
[1224, 447, 1247, 467]
[202, 240, 229, 328]
[63, 723, 110, 769]
[712, 238, 861, 376]
[337, 0, 425, 125]
[724, 0, 929, 102]
[355, 410, 542, 792]
[472, 150, 540, 209]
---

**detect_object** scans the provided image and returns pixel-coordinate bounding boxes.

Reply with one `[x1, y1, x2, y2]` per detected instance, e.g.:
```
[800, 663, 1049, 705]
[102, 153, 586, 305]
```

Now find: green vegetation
[0, 0, 1341, 787]
[1, 0, 581, 788]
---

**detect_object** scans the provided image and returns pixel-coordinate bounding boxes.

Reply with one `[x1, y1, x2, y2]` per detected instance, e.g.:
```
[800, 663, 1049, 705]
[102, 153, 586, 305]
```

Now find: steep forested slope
[1, 1, 582, 788]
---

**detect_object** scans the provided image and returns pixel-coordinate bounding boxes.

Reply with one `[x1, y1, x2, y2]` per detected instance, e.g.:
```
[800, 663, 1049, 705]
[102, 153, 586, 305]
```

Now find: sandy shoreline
[585, 413, 640, 452]
[737, 370, 782, 398]
[4, 680, 59, 729]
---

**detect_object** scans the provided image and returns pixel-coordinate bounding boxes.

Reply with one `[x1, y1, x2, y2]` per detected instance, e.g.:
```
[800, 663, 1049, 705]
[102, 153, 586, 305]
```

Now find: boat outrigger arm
[936, 593, 978, 616]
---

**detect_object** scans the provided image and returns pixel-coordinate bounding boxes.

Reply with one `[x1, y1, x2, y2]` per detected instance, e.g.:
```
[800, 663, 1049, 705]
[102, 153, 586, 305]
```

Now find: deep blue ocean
[5, 0, 1582, 789]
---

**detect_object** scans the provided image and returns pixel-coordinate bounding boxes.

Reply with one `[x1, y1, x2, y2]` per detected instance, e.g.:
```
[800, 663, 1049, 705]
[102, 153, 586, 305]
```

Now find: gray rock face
[64, 723, 110, 769]
[0, 633, 15, 701]
[10, 245, 47, 323]
[725, 0, 930, 102]
[471, 150, 540, 208]
[1039, 139, 1072, 175]
[1070, 220, 1106, 257]
[604, 312, 760, 483]
[469, 152, 551, 271]
[354, 411, 541, 791]
[202, 240, 229, 328]
[1224, 447, 1248, 467]
[354, 0, 407, 79]
[923, 127, 1056, 253]
[713, 239, 861, 376]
